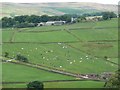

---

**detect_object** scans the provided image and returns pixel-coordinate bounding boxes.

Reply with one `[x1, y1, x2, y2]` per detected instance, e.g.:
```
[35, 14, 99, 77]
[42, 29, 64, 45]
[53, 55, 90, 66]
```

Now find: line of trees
[0, 12, 117, 28]
[1, 14, 75, 28]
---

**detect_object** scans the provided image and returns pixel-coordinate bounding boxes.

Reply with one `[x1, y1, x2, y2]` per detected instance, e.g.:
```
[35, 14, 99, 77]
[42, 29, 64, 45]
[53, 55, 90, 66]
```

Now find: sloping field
[2, 63, 74, 82]
[3, 43, 117, 74]
[2, 18, 118, 88]
[14, 31, 78, 42]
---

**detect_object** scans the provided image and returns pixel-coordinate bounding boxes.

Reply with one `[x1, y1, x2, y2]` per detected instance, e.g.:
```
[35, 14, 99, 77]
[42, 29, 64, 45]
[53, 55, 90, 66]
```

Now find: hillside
[2, 18, 118, 88]
[0, 2, 118, 18]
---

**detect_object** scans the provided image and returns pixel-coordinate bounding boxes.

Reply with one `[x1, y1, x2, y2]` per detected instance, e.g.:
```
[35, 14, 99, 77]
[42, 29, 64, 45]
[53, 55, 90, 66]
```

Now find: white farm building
[46, 21, 66, 26]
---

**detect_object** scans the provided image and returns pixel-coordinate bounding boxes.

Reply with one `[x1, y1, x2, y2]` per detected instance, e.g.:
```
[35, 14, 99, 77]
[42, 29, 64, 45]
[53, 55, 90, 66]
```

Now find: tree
[27, 81, 44, 90]
[41, 15, 49, 22]
[27, 15, 40, 23]
[109, 12, 117, 18]
[14, 15, 28, 23]
[2, 17, 15, 28]
[104, 69, 120, 88]
[16, 54, 28, 63]
[49, 16, 60, 21]
[4, 52, 9, 57]
[60, 14, 71, 23]
[102, 12, 117, 20]
[119, 14, 120, 18]
[104, 56, 108, 60]
[77, 16, 86, 22]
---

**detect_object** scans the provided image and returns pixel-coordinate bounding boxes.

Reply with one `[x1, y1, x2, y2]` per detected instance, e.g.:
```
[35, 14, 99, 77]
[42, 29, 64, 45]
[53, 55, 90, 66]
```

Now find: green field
[2, 18, 118, 88]
[68, 42, 118, 58]
[2, 63, 104, 88]
[44, 81, 104, 88]
[3, 43, 117, 74]
[2, 63, 74, 82]
[14, 31, 78, 42]
[71, 28, 118, 41]
[3, 81, 104, 88]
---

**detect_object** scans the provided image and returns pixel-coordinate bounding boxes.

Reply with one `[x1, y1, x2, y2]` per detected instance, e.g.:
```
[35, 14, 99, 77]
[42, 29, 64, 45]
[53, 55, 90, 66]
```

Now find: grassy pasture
[44, 81, 104, 88]
[2, 63, 74, 82]
[14, 31, 78, 42]
[3, 84, 26, 88]
[3, 81, 104, 88]
[2, 43, 118, 74]
[2, 27, 118, 43]
[93, 18, 118, 28]
[70, 28, 118, 41]
[2, 31, 13, 42]
[68, 42, 118, 58]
